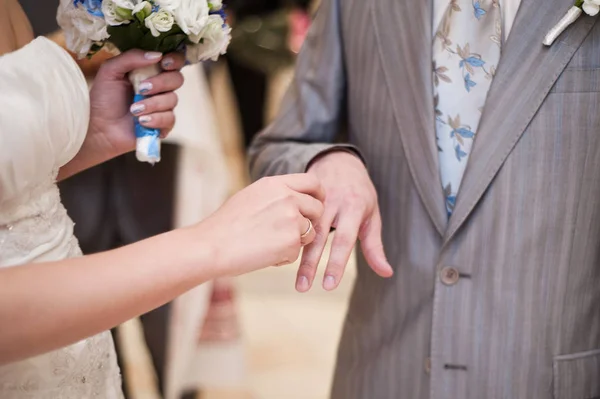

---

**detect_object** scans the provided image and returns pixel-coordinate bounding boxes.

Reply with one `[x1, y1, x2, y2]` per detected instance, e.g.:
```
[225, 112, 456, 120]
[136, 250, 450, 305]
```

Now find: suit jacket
[248, 0, 600, 397]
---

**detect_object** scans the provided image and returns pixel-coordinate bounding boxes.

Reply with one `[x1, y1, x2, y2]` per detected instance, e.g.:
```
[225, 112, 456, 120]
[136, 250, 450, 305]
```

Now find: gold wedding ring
[300, 218, 313, 239]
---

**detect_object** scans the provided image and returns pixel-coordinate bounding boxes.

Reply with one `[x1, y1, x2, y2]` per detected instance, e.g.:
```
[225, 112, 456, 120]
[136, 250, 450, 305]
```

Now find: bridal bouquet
[57, 0, 231, 164]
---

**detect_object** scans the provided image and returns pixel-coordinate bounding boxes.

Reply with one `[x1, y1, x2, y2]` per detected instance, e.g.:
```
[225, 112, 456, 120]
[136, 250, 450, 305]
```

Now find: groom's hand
[296, 152, 394, 292]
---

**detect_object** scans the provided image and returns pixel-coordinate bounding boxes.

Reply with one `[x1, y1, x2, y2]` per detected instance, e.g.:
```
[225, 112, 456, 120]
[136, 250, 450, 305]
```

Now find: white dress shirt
[433, 0, 523, 40]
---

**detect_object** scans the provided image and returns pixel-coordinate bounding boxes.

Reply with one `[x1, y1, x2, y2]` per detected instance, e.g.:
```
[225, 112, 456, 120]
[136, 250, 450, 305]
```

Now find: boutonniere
[543, 0, 597, 46]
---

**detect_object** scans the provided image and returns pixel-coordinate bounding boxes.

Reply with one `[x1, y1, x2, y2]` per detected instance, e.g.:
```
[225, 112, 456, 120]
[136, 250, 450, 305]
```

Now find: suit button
[424, 357, 431, 375]
[440, 267, 459, 286]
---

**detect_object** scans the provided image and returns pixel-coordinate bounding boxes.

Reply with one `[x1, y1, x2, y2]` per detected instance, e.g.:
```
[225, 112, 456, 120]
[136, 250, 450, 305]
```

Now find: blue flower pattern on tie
[433, 0, 502, 216]
[473, 1, 487, 19]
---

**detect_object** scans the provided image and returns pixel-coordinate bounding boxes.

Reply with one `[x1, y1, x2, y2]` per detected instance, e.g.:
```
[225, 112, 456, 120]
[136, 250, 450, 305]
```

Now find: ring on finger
[300, 218, 313, 239]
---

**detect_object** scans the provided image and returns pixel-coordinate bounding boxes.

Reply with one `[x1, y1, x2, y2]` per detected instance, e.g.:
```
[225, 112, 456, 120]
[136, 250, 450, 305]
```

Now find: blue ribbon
[133, 94, 161, 160]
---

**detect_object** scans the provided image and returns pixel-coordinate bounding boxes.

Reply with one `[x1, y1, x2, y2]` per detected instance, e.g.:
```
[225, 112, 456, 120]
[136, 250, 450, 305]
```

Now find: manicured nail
[296, 276, 309, 292]
[144, 51, 162, 60]
[139, 81, 153, 94]
[162, 57, 173, 68]
[130, 103, 145, 115]
[139, 115, 152, 124]
[324, 275, 336, 291]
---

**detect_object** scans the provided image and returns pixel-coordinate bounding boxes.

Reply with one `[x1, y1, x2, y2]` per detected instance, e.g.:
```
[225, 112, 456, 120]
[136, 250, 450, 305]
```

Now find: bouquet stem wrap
[129, 64, 162, 164]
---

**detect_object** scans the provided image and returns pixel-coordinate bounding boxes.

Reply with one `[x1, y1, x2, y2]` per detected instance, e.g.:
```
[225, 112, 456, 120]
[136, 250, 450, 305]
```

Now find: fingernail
[162, 57, 173, 68]
[139, 115, 152, 124]
[324, 275, 336, 291]
[296, 276, 309, 292]
[144, 51, 162, 60]
[139, 81, 153, 94]
[130, 103, 145, 115]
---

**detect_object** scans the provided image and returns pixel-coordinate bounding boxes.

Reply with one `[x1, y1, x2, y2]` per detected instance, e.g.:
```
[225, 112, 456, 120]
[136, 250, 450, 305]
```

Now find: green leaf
[115, 7, 133, 20]
[108, 23, 185, 53]
[86, 42, 105, 59]
[158, 34, 187, 53]
[107, 23, 146, 52]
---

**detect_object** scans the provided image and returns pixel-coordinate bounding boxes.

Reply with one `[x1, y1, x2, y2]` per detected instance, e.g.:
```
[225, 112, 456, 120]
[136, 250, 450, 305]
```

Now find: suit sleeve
[248, 0, 363, 179]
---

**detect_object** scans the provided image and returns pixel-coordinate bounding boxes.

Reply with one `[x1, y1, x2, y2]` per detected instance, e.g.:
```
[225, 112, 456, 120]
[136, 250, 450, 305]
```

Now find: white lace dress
[0, 37, 123, 398]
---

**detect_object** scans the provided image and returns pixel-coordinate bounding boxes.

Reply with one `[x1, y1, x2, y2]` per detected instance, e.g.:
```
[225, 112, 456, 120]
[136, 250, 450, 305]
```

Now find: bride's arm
[0, 228, 208, 364]
[0, 173, 324, 365]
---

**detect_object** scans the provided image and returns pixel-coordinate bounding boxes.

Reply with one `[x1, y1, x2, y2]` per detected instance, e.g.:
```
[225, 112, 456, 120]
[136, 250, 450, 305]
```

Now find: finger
[359, 208, 394, 278]
[130, 92, 179, 117]
[323, 210, 362, 291]
[138, 111, 175, 131]
[295, 208, 336, 292]
[160, 52, 186, 71]
[99, 50, 163, 80]
[159, 127, 172, 139]
[299, 218, 316, 246]
[292, 191, 324, 221]
[281, 173, 325, 202]
[138, 71, 184, 96]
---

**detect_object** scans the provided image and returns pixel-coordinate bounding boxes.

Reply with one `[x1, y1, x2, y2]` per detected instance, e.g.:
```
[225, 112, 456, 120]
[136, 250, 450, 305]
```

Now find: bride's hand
[87, 49, 185, 159]
[194, 174, 325, 276]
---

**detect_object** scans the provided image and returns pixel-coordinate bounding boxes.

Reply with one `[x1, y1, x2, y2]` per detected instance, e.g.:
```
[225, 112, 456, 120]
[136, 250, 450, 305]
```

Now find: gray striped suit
[248, 0, 600, 396]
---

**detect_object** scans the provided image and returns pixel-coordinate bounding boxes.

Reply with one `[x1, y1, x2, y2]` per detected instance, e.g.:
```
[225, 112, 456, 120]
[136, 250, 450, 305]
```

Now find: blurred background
[18, 1, 357, 398]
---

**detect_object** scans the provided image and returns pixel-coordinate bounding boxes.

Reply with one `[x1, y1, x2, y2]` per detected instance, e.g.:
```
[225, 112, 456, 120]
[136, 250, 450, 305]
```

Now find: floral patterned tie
[433, 0, 502, 216]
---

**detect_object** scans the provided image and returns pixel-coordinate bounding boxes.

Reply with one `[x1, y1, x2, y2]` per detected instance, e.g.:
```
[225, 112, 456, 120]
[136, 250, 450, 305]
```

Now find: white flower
[186, 15, 231, 62]
[132, 1, 152, 15]
[583, 0, 600, 15]
[112, 0, 142, 9]
[145, 9, 175, 37]
[154, 0, 182, 12]
[57, 0, 109, 58]
[102, 0, 133, 25]
[209, 0, 223, 11]
[173, 0, 210, 41]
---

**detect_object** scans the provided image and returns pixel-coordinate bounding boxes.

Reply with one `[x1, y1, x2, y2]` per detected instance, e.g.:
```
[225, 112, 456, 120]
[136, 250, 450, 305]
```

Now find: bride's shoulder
[0, 36, 90, 204]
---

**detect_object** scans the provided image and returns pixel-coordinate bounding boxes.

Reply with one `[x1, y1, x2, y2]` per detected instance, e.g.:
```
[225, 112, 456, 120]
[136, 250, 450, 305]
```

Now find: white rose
[583, 0, 600, 16]
[112, 0, 142, 9]
[145, 9, 175, 37]
[173, 0, 209, 40]
[132, 1, 152, 15]
[208, 0, 223, 11]
[175, 0, 210, 43]
[57, 0, 109, 58]
[186, 15, 231, 62]
[102, 0, 133, 25]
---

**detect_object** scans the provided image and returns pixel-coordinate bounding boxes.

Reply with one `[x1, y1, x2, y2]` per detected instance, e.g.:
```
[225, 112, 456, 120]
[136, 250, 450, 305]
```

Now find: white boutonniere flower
[544, 0, 595, 46]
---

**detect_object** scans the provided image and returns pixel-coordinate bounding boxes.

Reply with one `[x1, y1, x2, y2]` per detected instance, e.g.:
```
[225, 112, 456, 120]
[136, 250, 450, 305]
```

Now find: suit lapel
[443, 0, 597, 244]
[371, 0, 448, 236]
